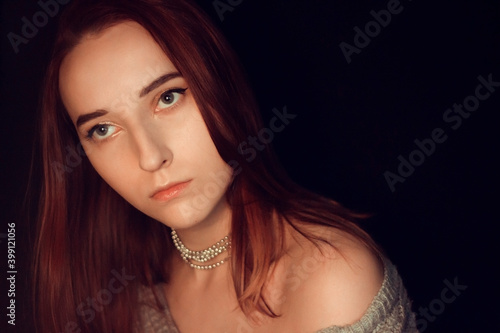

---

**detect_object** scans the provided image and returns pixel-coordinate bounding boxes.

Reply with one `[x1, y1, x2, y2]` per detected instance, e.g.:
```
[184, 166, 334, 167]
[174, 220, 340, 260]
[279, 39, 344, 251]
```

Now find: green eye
[157, 88, 188, 110]
[87, 124, 117, 140]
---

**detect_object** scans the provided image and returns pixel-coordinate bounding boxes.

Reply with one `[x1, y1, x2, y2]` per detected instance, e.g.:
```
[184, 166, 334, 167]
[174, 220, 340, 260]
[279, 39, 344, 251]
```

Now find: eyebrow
[76, 109, 108, 129]
[139, 72, 182, 97]
[75, 72, 182, 129]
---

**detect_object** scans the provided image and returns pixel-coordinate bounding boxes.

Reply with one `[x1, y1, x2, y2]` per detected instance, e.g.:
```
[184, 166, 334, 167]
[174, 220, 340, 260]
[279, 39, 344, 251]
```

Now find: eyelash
[84, 87, 188, 142]
[85, 123, 116, 142]
[156, 87, 188, 112]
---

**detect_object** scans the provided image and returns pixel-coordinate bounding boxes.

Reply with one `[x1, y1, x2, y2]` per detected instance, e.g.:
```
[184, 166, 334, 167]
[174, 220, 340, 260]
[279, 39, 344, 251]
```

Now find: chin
[148, 204, 214, 230]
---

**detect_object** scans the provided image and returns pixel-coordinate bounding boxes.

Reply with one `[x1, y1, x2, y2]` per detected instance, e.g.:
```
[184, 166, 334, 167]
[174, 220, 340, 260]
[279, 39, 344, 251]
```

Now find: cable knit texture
[135, 258, 418, 333]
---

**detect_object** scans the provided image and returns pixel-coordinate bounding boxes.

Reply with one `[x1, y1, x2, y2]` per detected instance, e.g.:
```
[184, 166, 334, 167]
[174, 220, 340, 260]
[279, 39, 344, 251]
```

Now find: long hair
[33, 0, 381, 332]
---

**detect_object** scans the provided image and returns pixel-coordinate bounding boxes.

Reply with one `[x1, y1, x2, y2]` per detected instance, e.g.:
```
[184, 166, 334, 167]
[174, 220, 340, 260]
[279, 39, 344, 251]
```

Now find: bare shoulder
[270, 224, 384, 331]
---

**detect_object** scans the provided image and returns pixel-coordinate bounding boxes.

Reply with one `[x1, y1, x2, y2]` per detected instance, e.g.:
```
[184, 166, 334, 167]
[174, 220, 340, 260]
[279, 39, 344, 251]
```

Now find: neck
[173, 199, 232, 253]
[169, 200, 233, 282]
[169, 247, 232, 285]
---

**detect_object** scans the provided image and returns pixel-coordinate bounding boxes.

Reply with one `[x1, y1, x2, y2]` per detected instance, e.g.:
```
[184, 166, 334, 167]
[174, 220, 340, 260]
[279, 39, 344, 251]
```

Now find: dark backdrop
[1, 0, 499, 332]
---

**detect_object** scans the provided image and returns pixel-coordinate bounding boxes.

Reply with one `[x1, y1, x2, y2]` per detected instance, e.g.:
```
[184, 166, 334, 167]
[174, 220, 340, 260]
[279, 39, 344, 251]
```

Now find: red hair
[33, 0, 381, 332]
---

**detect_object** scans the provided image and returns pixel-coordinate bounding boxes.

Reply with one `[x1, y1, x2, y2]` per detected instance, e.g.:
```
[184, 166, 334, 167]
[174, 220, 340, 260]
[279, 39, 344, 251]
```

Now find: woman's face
[59, 21, 233, 230]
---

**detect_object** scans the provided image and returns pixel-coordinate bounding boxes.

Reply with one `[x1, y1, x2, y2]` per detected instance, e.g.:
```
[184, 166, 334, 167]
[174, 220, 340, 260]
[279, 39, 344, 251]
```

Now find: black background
[1, 0, 499, 332]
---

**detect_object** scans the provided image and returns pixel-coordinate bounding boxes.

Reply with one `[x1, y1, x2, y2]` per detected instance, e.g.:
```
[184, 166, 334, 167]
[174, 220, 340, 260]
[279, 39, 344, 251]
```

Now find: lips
[151, 180, 191, 201]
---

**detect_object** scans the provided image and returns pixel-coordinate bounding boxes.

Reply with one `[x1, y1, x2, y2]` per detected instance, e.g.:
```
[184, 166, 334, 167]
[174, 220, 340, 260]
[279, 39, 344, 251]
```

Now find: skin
[59, 21, 233, 250]
[59, 21, 384, 332]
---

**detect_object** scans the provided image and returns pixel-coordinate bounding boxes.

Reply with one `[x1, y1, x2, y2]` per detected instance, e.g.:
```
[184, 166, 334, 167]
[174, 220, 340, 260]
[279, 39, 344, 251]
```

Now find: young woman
[33, 0, 417, 332]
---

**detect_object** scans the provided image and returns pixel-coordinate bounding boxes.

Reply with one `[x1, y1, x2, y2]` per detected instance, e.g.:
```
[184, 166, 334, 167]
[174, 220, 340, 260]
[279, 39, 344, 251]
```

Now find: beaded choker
[171, 229, 231, 270]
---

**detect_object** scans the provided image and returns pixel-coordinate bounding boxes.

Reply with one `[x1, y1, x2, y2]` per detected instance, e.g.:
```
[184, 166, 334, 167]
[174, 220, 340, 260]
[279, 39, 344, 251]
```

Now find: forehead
[59, 21, 176, 119]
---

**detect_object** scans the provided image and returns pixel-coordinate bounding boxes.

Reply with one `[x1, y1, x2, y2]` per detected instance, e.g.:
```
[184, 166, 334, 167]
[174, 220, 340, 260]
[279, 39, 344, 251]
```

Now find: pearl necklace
[171, 229, 231, 270]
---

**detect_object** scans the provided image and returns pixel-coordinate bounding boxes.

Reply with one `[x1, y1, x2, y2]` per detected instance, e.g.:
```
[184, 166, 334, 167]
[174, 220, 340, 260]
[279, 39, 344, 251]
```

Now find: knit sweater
[135, 258, 418, 332]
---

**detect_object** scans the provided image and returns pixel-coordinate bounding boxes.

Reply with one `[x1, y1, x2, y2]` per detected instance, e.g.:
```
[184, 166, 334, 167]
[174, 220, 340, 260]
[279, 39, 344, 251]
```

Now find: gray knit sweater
[135, 258, 418, 332]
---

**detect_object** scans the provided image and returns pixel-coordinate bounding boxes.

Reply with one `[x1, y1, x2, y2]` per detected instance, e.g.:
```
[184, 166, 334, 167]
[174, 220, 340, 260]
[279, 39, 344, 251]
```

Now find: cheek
[85, 147, 136, 192]
[184, 116, 223, 162]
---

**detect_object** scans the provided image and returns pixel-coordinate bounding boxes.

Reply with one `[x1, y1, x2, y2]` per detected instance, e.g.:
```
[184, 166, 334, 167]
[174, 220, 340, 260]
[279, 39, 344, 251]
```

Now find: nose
[133, 123, 173, 172]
